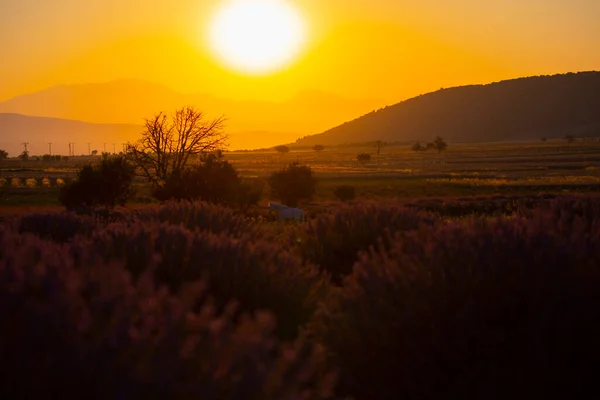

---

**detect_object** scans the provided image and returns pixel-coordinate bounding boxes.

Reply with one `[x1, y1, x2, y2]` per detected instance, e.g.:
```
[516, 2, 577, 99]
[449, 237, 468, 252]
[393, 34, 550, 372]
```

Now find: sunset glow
[207, 0, 307, 75]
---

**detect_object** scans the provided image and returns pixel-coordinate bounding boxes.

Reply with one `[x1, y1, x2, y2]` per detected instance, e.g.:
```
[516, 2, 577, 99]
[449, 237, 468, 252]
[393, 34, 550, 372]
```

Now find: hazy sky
[1, 0, 599, 103]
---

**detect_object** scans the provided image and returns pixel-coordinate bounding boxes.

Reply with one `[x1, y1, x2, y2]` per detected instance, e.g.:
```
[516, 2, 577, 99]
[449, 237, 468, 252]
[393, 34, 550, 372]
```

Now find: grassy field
[2, 138, 600, 214]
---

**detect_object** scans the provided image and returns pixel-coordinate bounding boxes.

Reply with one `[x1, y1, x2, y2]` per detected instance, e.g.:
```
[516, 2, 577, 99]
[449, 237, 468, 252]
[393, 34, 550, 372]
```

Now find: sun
[207, 0, 307, 75]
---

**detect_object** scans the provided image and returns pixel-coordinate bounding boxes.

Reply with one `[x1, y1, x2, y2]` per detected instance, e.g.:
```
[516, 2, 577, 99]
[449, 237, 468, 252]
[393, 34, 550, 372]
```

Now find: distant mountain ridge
[0, 79, 383, 142]
[0, 113, 142, 157]
[293, 71, 600, 146]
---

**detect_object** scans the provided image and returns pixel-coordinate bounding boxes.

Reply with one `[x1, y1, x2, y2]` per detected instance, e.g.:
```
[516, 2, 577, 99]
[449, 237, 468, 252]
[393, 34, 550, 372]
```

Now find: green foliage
[268, 162, 316, 207]
[333, 185, 355, 202]
[275, 145, 290, 154]
[59, 155, 135, 210]
[356, 153, 371, 164]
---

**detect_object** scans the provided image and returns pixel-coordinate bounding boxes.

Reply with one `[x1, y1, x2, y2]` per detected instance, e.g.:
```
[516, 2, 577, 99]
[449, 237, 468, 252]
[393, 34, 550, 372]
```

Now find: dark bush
[85, 221, 330, 340]
[16, 212, 98, 243]
[0, 229, 337, 400]
[333, 185, 356, 202]
[286, 202, 436, 283]
[310, 214, 600, 399]
[154, 155, 261, 209]
[268, 162, 316, 207]
[59, 155, 135, 210]
[356, 153, 371, 164]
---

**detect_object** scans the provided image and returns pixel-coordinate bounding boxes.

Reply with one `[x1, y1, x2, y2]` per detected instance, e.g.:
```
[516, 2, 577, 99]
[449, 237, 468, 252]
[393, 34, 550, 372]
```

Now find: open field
[2, 139, 600, 213]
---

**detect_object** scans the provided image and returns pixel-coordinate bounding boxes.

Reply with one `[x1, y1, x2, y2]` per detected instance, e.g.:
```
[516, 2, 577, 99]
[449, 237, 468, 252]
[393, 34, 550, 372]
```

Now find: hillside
[0, 113, 142, 157]
[293, 71, 600, 147]
[0, 80, 383, 143]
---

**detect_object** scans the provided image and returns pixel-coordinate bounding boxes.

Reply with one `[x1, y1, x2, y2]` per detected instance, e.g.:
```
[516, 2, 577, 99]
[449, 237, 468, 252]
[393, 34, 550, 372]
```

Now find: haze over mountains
[0, 113, 141, 157]
[2, 72, 599, 156]
[0, 79, 383, 153]
[295, 71, 600, 146]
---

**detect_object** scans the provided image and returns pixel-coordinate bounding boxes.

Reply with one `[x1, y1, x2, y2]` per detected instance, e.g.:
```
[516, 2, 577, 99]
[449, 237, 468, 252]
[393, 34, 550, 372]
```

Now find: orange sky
[1, 0, 599, 116]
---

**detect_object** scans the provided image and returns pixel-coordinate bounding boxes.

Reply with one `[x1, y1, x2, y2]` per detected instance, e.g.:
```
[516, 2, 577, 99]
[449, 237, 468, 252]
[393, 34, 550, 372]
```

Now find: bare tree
[126, 106, 227, 187]
[374, 140, 387, 155]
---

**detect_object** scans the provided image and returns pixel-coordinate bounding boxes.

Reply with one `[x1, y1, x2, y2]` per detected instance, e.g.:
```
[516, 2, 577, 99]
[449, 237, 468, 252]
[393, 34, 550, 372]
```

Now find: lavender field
[2, 195, 600, 399]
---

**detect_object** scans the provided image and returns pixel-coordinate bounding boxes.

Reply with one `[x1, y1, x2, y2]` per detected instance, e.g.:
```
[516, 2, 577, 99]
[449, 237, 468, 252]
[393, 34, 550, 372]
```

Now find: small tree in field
[357, 153, 371, 164]
[0, 149, 8, 160]
[541, 137, 548, 142]
[126, 106, 227, 188]
[313, 145, 325, 152]
[411, 142, 426, 152]
[432, 136, 448, 154]
[154, 152, 260, 208]
[275, 145, 290, 155]
[268, 162, 316, 207]
[374, 140, 387, 155]
[59, 155, 135, 211]
[18, 151, 29, 161]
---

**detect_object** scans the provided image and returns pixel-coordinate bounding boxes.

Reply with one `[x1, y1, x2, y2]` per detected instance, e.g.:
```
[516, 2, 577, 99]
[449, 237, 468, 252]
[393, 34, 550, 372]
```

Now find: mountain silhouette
[293, 71, 600, 146]
[0, 113, 141, 157]
[0, 79, 383, 142]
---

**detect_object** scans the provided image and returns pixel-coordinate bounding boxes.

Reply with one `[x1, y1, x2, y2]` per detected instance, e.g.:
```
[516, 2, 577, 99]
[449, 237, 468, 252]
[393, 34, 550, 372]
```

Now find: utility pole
[48, 142, 52, 156]
[87, 142, 91, 156]
[21, 142, 29, 156]
[68, 143, 71, 156]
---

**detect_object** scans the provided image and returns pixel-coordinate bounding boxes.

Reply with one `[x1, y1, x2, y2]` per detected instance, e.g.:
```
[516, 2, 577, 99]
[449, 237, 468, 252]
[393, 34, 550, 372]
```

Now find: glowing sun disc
[208, 0, 307, 74]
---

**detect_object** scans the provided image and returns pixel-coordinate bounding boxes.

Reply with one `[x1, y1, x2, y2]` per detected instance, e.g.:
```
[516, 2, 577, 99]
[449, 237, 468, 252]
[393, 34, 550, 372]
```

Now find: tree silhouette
[18, 150, 29, 161]
[268, 162, 316, 207]
[432, 136, 448, 154]
[126, 106, 227, 188]
[374, 140, 387, 155]
[0, 149, 8, 160]
[59, 155, 135, 211]
[411, 142, 426, 152]
[275, 145, 290, 154]
[313, 145, 325, 152]
[541, 137, 548, 142]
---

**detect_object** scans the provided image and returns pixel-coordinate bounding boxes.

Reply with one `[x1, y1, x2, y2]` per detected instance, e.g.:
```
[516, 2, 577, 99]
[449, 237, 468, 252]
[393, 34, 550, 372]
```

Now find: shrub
[313, 145, 325, 152]
[0, 230, 337, 399]
[59, 155, 135, 210]
[154, 155, 261, 209]
[287, 202, 436, 283]
[356, 153, 371, 164]
[85, 221, 330, 340]
[274, 145, 290, 154]
[268, 162, 317, 207]
[333, 186, 356, 202]
[310, 214, 600, 399]
[15, 212, 98, 243]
